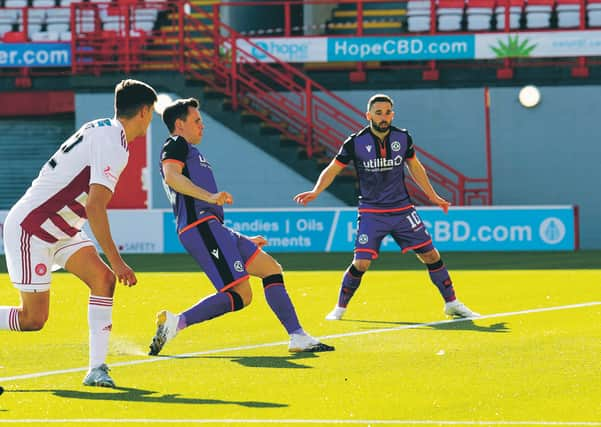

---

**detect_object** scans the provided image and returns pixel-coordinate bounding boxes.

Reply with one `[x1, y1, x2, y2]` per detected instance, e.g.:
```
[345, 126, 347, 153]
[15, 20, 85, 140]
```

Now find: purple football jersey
[336, 126, 415, 211]
[160, 135, 224, 233]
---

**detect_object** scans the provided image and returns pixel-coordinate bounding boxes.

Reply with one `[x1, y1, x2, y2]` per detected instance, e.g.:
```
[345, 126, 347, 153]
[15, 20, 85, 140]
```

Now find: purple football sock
[180, 291, 241, 326]
[263, 274, 302, 334]
[337, 264, 364, 308]
[427, 260, 456, 302]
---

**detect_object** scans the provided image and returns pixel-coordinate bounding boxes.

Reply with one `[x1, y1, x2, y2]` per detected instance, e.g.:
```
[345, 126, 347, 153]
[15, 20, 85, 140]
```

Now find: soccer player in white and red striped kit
[0, 79, 157, 387]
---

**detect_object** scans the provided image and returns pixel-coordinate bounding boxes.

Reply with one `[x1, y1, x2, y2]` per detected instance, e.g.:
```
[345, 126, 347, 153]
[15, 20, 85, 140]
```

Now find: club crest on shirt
[391, 141, 401, 151]
[234, 260, 244, 272]
[34, 263, 47, 276]
[103, 166, 118, 182]
[365, 145, 372, 153]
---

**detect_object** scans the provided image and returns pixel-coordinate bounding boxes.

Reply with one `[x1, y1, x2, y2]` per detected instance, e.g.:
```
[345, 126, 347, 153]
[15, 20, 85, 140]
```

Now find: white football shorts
[3, 213, 95, 293]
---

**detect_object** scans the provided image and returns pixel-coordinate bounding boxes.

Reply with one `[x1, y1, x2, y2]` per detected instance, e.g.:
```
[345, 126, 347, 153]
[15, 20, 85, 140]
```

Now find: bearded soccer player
[147, 97, 334, 355]
[0, 79, 157, 387]
[294, 94, 479, 320]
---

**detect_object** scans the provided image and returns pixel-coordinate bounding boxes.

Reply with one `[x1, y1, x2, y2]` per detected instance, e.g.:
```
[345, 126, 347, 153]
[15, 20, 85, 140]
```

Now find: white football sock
[88, 296, 113, 369]
[0, 306, 21, 331]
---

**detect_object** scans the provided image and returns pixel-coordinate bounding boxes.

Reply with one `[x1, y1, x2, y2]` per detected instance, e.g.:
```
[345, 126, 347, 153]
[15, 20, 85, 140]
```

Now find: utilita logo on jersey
[362, 155, 403, 172]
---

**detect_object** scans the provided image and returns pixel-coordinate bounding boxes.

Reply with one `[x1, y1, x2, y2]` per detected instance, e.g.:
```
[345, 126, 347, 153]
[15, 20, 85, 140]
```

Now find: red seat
[438, 0, 466, 7]
[527, 0, 554, 5]
[496, 0, 525, 7]
[467, 0, 496, 7]
[3, 31, 27, 42]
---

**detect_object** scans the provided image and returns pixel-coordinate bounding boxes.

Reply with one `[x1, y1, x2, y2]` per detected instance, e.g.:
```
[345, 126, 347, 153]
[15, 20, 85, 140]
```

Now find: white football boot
[325, 306, 346, 320]
[83, 364, 115, 388]
[148, 310, 179, 355]
[288, 333, 335, 352]
[444, 300, 480, 318]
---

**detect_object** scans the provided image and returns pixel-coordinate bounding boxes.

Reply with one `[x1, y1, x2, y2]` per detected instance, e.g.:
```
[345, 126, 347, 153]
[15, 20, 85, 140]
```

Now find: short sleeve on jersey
[161, 137, 189, 166]
[405, 133, 416, 159]
[335, 134, 355, 165]
[89, 126, 128, 193]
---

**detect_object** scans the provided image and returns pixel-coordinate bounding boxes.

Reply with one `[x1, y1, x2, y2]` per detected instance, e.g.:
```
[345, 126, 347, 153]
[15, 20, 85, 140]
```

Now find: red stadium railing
[0, 0, 500, 205]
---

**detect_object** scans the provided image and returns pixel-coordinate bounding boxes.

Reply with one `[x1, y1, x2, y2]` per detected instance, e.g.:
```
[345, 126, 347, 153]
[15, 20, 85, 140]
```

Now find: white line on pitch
[0, 418, 600, 425]
[0, 301, 599, 383]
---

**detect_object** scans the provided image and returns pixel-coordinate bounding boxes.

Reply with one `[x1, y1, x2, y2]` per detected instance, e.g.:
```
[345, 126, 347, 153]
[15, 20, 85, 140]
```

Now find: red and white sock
[0, 306, 21, 331]
[88, 296, 113, 369]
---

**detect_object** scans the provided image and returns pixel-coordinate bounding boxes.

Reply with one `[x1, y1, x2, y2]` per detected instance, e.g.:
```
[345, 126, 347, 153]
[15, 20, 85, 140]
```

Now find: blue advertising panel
[332, 206, 576, 252]
[163, 206, 576, 253]
[327, 35, 475, 62]
[0, 43, 70, 67]
[163, 210, 338, 254]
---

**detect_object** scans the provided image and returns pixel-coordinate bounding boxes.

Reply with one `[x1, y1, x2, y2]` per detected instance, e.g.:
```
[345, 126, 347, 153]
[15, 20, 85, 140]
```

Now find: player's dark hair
[114, 79, 158, 119]
[367, 94, 394, 112]
[162, 98, 200, 133]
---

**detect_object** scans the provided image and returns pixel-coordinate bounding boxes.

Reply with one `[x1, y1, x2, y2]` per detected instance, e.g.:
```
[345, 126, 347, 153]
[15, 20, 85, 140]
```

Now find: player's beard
[371, 120, 390, 133]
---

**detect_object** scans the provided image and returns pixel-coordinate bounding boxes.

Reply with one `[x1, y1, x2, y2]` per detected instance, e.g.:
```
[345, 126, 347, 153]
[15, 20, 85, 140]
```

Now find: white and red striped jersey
[13, 118, 129, 244]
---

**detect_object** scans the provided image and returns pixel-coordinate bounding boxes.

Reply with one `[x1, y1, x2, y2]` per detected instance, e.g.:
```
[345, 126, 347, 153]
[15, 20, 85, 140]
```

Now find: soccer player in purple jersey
[148, 98, 334, 355]
[294, 94, 479, 320]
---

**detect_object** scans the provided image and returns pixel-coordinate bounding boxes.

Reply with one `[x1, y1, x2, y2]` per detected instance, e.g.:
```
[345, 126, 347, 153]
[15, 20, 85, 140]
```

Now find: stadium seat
[0, 24, 13, 38]
[2, 31, 27, 42]
[46, 7, 70, 21]
[495, 0, 523, 29]
[25, 9, 46, 25]
[73, 9, 96, 33]
[437, 0, 465, 31]
[4, 0, 28, 8]
[587, 0, 601, 27]
[525, 0, 554, 28]
[31, 30, 60, 41]
[0, 9, 19, 26]
[556, 0, 581, 27]
[31, 0, 56, 7]
[407, 0, 431, 32]
[466, 0, 494, 30]
[59, 30, 71, 40]
[46, 22, 68, 32]
[134, 8, 157, 32]
[45, 8, 70, 33]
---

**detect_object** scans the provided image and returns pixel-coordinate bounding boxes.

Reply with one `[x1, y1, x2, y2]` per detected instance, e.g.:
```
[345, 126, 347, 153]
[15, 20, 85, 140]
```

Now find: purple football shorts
[354, 208, 434, 260]
[179, 218, 261, 291]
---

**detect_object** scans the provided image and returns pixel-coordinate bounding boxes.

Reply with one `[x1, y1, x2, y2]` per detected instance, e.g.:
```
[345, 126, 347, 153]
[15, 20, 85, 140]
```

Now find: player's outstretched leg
[148, 310, 179, 356]
[83, 364, 115, 388]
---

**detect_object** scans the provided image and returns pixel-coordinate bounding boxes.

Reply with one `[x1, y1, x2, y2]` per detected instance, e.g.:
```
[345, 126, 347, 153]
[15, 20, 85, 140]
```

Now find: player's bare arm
[86, 183, 137, 286]
[406, 156, 451, 213]
[294, 160, 345, 206]
[163, 161, 233, 206]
